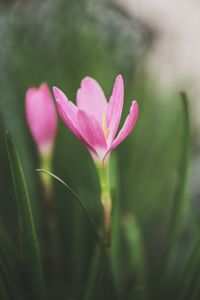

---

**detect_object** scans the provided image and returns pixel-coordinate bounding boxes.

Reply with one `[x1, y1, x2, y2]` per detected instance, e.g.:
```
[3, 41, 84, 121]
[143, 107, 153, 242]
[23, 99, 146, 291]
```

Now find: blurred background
[0, 0, 200, 299]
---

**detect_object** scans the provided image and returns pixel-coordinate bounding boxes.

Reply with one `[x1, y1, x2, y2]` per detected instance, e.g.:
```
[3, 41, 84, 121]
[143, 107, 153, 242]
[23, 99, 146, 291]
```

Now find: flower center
[102, 112, 110, 140]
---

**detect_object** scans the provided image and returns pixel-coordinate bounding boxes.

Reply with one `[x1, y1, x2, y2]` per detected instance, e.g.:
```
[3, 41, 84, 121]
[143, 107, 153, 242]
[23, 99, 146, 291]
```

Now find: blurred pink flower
[26, 83, 57, 154]
[53, 75, 138, 163]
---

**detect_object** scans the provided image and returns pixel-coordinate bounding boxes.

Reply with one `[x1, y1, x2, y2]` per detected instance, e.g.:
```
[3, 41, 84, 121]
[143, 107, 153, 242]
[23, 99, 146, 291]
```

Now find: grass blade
[110, 154, 123, 294]
[83, 243, 103, 300]
[160, 92, 190, 289]
[36, 169, 104, 247]
[5, 131, 45, 300]
[170, 92, 190, 242]
[122, 214, 147, 300]
[0, 227, 21, 300]
[181, 227, 200, 300]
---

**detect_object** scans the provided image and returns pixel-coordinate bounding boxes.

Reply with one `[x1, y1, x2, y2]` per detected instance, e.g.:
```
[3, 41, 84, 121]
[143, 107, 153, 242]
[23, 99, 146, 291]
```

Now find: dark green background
[0, 1, 198, 299]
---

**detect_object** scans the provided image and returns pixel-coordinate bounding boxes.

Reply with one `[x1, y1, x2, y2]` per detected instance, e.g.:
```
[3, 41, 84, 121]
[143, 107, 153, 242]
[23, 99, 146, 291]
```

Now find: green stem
[39, 150, 62, 284]
[40, 151, 53, 205]
[96, 162, 112, 251]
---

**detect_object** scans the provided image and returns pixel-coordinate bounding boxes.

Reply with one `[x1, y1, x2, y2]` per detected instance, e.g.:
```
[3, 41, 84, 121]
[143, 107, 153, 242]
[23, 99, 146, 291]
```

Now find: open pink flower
[53, 75, 138, 163]
[26, 83, 57, 154]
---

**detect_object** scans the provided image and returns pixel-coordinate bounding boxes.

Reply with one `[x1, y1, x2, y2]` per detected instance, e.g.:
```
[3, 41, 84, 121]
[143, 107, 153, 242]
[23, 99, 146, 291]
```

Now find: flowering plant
[53, 75, 138, 245]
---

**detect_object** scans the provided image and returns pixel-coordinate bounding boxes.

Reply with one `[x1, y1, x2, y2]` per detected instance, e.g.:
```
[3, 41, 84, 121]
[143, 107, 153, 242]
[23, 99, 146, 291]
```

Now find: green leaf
[0, 275, 10, 300]
[36, 169, 104, 247]
[122, 214, 147, 300]
[5, 131, 45, 300]
[178, 231, 200, 300]
[83, 243, 103, 300]
[161, 92, 190, 285]
[0, 226, 19, 272]
[0, 227, 21, 300]
[169, 92, 190, 245]
[71, 188, 103, 292]
[110, 154, 123, 294]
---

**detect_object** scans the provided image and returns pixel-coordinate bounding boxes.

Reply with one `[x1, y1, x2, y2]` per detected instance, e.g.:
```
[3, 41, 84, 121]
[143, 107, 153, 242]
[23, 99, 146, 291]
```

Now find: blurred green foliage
[0, 1, 199, 300]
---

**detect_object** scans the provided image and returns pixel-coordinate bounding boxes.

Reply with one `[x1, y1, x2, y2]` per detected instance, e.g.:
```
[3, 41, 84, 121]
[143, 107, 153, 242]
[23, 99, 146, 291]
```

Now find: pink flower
[53, 75, 138, 163]
[26, 83, 57, 154]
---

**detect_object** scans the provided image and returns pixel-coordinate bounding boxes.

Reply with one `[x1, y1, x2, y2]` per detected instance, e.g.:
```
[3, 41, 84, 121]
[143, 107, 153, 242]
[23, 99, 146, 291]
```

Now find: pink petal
[53, 87, 81, 139]
[77, 110, 107, 159]
[110, 101, 139, 150]
[26, 83, 57, 153]
[76, 77, 107, 124]
[106, 75, 124, 146]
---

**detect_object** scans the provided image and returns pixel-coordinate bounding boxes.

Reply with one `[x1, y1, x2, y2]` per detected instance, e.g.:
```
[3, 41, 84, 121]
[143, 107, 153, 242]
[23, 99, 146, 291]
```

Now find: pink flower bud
[25, 83, 57, 154]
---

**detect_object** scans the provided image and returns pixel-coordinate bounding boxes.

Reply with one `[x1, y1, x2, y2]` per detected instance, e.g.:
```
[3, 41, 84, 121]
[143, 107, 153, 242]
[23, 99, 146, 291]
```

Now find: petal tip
[80, 76, 94, 88]
[115, 74, 124, 84]
[52, 87, 60, 101]
[40, 82, 48, 89]
[116, 74, 123, 80]
[132, 100, 139, 113]
[25, 87, 37, 101]
[114, 74, 124, 90]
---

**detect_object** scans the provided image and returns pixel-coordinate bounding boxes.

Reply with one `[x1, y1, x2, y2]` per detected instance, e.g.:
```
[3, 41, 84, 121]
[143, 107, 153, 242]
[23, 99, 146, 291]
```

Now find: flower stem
[40, 151, 53, 205]
[96, 162, 112, 251]
[39, 151, 63, 283]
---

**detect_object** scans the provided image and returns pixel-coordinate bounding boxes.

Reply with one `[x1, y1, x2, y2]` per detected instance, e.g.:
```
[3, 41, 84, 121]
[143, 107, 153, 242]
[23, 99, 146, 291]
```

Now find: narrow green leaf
[110, 154, 123, 294]
[0, 273, 10, 300]
[168, 91, 190, 244]
[36, 169, 104, 247]
[0, 227, 20, 300]
[122, 214, 147, 300]
[0, 227, 19, 271]
[83, 243, 103, 300]
[179, 230, 200, 300]
[5, 131, 45, 300]
[161, 92, 190, 285]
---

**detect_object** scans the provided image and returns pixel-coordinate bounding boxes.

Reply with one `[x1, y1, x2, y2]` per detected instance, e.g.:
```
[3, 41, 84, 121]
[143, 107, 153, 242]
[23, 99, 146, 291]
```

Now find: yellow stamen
[102, 112, 107, 134]
[102, 112, 110, 140]
[105, 128, 110, 140]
